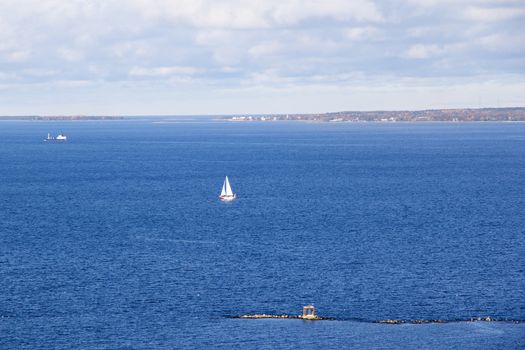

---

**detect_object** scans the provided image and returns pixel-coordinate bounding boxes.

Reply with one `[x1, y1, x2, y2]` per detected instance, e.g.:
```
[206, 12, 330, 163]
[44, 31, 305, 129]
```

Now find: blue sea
[0, 120, 524, 349]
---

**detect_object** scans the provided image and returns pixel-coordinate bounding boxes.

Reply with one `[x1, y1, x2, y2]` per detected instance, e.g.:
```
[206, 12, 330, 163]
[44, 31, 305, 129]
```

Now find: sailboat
[219, 176, 236, 201]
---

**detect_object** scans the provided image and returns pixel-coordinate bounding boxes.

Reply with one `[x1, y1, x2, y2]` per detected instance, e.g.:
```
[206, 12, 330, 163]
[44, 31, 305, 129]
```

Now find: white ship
[219, 176, 236, 201]
[45, 133, 67, 141]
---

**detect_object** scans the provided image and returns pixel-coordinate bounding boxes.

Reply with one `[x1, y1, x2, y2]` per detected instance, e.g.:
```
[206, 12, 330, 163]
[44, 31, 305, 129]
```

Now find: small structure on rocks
[231, 305, 332, 321]
[302, 305, 316, 320]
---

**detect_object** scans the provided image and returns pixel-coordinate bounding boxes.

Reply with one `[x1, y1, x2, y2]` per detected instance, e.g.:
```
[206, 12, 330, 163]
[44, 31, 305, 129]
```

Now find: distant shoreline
[0, 116, 125, 121]
[221, 119, 525, 124]
[1, 107, 524, 122]
[222, 107, 525, 123]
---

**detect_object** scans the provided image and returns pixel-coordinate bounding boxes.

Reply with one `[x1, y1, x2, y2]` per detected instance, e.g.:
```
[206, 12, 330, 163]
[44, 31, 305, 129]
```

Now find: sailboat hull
[219, 194, 237, 202]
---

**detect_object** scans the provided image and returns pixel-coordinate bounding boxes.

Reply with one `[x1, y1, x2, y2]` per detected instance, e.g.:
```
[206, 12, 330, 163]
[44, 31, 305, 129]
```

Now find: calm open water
[0, 120, 524, 349]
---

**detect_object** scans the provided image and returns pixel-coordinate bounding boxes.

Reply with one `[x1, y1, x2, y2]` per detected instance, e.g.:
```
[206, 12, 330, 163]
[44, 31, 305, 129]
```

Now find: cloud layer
[0, 0, 523, 114]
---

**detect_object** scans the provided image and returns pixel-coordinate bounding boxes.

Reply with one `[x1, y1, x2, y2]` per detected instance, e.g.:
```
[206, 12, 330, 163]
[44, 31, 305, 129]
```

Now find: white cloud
[345, 26, 381, 40]
[403, 0, 504, 8]
[244, 69, 298, 86]
[21, 69, 57, 77]
[58, 48, 84, 62]
[133, 0, 383, 29]
[248, 41, 283, 57]
[111, 41, 153, 58]
[0, 0, 523, 114]
[4, 50, 31, 62]
[475, 33, 525, 52]
[269, 0, 384, 24]
[54, 79, 93, 87]
[464, 6, 525, 22]
[405, 44, 443, 59]
[194, 30, 234, 46]
[129, 66, 203, 77]
[0, 71, 19, 81]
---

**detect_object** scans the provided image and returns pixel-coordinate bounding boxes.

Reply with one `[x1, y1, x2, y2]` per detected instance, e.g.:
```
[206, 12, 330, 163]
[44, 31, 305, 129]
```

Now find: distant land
[1, 107, 525, 122]
[0, 115, 124, 121]
[224, 107, 525, 122]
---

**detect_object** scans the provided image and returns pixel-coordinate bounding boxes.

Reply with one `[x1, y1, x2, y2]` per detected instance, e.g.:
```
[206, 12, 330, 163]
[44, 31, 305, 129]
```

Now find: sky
[0, 0, 524, 115]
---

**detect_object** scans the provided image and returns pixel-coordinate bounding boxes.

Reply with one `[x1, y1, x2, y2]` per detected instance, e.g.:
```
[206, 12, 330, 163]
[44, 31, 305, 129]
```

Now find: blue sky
[0, 0, 524, 115]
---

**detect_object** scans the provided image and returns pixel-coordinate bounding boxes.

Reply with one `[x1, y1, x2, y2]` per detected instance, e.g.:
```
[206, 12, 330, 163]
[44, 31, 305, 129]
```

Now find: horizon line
[1, 106, 524, 118]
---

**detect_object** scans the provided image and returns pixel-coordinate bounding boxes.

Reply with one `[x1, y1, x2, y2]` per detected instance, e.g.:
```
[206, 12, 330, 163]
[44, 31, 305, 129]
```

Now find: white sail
[221, 182, 227, 196]
[224, 176, 233, 196]
[219, 176, 236, 201]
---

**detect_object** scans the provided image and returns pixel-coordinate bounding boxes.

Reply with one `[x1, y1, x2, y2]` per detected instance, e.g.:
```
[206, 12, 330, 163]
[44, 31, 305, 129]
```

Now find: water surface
[0, 121, 524, 348]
